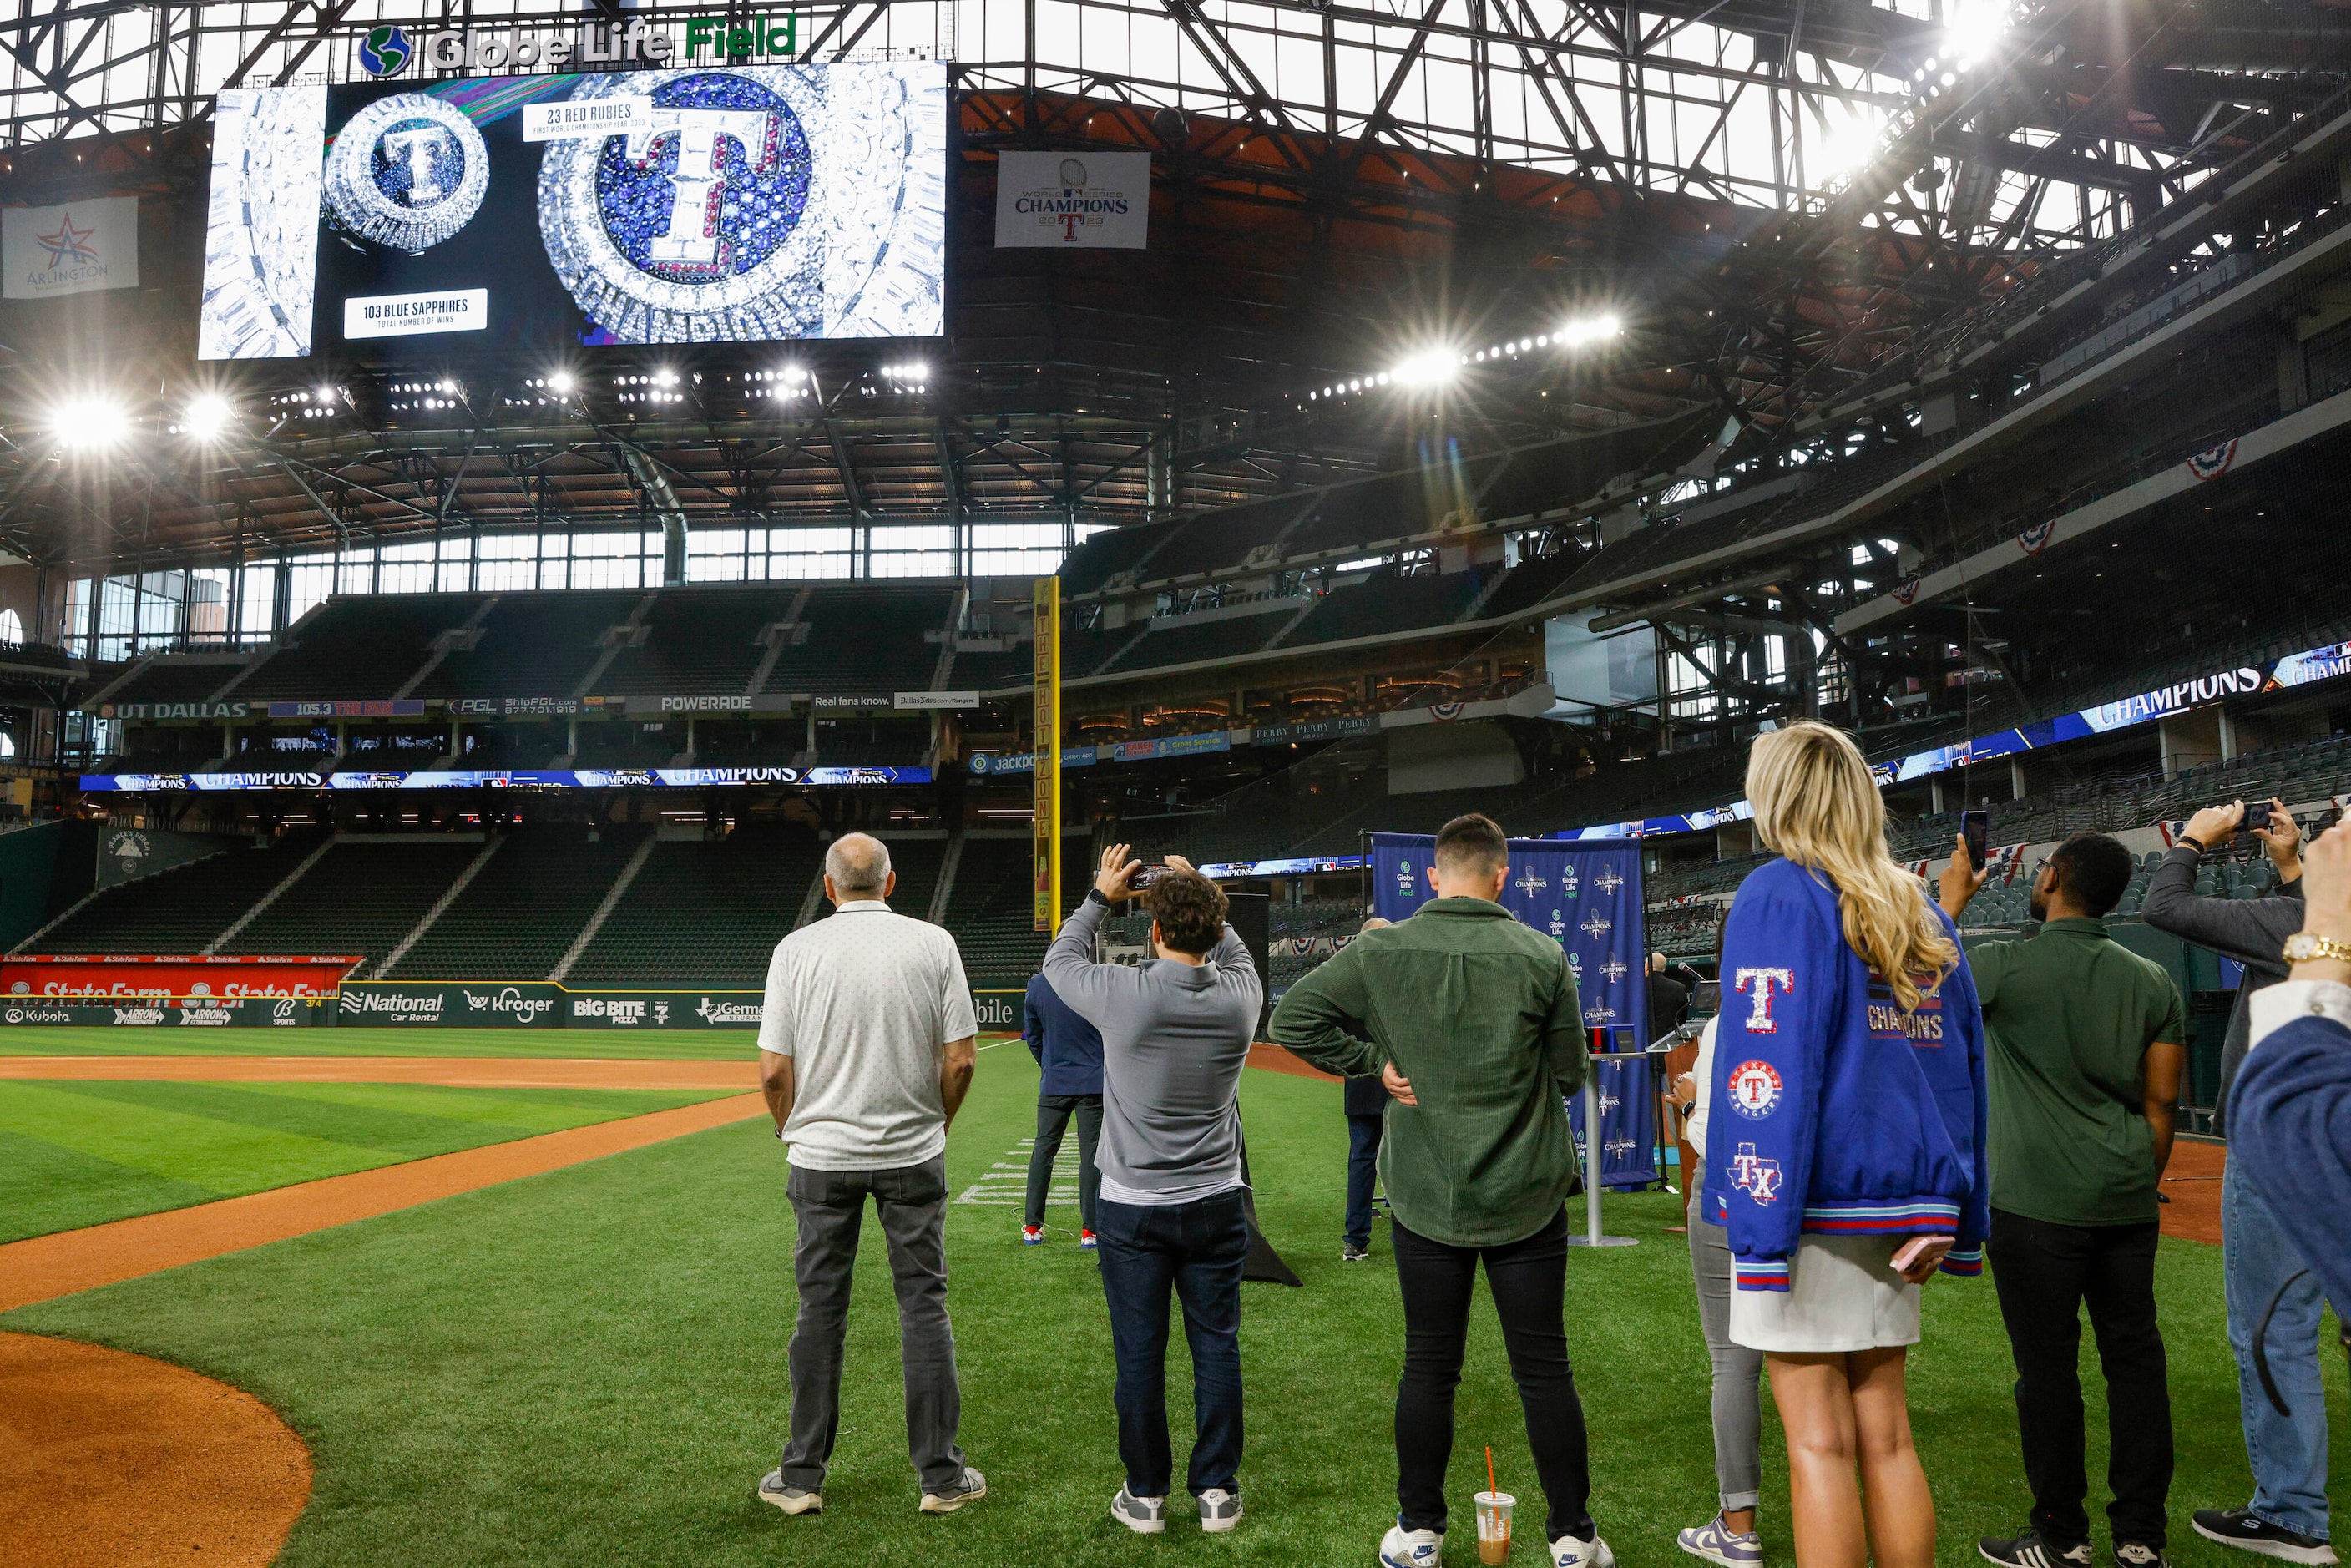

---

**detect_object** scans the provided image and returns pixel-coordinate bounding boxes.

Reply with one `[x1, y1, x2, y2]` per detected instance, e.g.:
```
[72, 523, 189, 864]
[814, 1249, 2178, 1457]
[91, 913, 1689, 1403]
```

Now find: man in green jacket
[1271, 812, 1608, 1568]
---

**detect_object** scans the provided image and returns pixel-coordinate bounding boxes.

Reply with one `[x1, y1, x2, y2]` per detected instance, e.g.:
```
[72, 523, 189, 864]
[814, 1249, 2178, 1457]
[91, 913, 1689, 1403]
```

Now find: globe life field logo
[359, 25, 414, 77]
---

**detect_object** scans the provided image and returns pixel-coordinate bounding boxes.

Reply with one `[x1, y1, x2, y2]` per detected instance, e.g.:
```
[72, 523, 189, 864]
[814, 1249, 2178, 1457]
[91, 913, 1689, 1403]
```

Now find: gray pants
[1689, 1193, 1766, 1512]
[781, 1156, 967, 1494]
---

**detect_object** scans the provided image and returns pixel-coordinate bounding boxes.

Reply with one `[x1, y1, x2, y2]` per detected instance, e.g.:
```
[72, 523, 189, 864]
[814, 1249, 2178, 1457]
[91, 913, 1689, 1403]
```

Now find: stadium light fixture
[546, 369, 577, 395]
[183, 393, 235, 440]
[51, 394, 128, 452]
[1555, 313, 1621, 347]
[315, 384, 338, 405]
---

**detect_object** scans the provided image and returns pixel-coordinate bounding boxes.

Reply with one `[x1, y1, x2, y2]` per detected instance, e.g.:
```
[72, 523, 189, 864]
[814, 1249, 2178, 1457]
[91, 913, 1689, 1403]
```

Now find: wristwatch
[2281, 933, 2351, 964]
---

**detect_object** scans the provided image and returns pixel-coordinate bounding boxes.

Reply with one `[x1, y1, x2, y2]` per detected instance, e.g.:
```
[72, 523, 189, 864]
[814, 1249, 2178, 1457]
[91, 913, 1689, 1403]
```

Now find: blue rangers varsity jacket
[1701, 857, 1990, 1292]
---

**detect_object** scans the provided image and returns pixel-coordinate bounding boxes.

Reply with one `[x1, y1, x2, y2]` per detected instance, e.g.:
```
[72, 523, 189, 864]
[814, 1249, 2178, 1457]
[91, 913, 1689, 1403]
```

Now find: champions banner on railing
[1368, 832, 1649, 1047]
[1567, 1054, 1661, 1190]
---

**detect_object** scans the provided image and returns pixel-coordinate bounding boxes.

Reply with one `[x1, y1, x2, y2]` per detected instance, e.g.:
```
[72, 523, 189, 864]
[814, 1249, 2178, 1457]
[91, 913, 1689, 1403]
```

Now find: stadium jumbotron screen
[196, 63, 948, 360]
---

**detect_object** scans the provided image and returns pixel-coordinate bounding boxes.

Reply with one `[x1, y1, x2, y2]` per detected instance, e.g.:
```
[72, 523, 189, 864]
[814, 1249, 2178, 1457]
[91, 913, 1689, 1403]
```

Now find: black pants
[1345, 1113, 1383, 1247]
[1024, 1094, 1102, 1230]
[1095, 1191, 1249, 1497]
[1988, 1208, 2172, 1548]
[1393, 1206, 1594, 1543]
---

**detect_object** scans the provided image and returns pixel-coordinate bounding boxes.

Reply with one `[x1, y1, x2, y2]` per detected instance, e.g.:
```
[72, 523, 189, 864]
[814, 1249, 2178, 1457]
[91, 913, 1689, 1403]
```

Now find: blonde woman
[1704, 721, 1989, 1568]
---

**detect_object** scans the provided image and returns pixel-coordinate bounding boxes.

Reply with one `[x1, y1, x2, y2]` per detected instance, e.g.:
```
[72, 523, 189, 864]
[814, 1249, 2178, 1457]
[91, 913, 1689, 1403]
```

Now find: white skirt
[1727, 1233, 1921, 1353]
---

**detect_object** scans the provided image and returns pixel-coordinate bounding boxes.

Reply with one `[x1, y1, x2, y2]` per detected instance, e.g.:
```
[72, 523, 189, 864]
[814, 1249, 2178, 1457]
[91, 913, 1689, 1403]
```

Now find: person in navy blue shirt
[1024, 969, 1105, 1247]
[1342, 916, 1393, 1262]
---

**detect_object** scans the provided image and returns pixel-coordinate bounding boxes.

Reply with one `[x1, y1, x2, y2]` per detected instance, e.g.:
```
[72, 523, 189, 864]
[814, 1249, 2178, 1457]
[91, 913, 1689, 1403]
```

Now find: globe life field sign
[200, 53, 943, 362]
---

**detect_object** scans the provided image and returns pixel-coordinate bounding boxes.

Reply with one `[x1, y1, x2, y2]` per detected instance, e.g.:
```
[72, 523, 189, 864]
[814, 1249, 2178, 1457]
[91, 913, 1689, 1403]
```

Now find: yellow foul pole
[1032, 575, 1061, 933]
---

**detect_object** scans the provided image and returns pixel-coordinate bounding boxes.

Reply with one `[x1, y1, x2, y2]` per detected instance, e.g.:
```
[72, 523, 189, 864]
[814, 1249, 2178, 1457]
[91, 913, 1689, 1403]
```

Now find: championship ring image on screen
[538, 63, 946, 342]
[323, 92, 491, 254]
[198, 85, 329, 359]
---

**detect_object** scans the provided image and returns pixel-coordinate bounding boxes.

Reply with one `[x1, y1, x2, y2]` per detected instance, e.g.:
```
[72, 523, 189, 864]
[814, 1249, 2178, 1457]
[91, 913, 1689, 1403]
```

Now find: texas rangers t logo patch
[1733, 966, 1794, 1032]
[1727, 1059, 1782, 1119]
[1731, 1141, 1783, 1205]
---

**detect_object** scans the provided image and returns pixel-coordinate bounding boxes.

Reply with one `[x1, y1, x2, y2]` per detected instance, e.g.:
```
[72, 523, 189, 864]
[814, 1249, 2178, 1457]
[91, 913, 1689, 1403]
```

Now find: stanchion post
[1568, 1055, 1638, 1248]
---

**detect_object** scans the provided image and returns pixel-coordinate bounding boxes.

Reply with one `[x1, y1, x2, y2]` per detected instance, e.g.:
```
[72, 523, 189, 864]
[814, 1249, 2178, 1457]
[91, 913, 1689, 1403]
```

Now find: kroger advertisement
[199, 59, 946, 360]
[1556, 639, 2351, 842]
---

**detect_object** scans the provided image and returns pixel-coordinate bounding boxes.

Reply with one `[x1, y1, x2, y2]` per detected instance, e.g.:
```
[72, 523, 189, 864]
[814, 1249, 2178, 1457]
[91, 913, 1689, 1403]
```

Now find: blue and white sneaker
[1080, 1228, 1099, 1250]
[1678, 1513, 1762, 1568]
[1381, 1520, 1444, 1567]
[1553, 1530, 1616, 1568]
[1022, 1225, 1043, 1246]
[1113, 1487, 1167, 1535]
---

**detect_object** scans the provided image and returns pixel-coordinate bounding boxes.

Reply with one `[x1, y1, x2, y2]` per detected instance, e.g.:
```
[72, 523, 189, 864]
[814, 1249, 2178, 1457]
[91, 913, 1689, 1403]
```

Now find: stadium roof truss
[0, 0, 2341, 588]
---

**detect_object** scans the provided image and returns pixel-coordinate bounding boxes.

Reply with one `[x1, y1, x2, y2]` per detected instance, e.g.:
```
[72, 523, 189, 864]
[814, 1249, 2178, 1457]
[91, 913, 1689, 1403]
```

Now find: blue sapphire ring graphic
[537, 64, 948, 342]
[322, 92, 489, 254]
[358, 25, 413, 78]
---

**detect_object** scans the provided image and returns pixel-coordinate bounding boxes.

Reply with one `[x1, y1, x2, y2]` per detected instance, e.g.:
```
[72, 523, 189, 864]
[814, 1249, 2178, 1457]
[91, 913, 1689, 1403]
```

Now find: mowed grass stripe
[0, 1080, 734, 1244]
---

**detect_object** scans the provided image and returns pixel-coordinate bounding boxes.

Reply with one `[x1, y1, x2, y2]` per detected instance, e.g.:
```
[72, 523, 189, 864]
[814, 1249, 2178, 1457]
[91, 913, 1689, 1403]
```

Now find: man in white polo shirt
[755, 832, 984, 1519]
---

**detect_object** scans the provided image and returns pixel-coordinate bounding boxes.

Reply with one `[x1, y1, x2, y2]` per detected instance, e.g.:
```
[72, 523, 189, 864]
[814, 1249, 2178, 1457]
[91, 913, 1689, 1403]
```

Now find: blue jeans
[1345, 1114, 1383, 1247]
[2223, 1157, 2337, 1540]
[1094, 1191, 1249, 1498]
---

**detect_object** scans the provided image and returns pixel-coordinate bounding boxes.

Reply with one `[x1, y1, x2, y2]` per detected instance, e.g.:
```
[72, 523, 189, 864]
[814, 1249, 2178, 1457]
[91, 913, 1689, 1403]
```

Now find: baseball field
[0, 1026, 2341, 1568]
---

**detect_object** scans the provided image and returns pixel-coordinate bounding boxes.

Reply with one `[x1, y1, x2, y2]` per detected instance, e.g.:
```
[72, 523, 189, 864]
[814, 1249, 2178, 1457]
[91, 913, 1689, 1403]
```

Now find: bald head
[1359, 917, 1391, 934]
[824, 832, 893, 902]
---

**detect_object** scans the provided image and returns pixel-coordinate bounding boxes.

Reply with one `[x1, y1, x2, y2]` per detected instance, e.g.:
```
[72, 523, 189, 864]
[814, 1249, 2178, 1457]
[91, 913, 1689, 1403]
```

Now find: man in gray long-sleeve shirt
[2141, 797, 2335, 1565]
[1044, 844, 1261, 1538]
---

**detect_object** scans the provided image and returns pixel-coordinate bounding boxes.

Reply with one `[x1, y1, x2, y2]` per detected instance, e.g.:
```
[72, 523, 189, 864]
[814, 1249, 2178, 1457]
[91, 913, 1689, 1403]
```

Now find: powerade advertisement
[1366, 832, 1649, 1048]
[199, 61, 947, 360]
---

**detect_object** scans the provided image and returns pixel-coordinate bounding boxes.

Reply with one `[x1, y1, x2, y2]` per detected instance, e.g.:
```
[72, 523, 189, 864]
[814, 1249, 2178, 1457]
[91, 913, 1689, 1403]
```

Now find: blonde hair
[1746, 721, 1957, 1014]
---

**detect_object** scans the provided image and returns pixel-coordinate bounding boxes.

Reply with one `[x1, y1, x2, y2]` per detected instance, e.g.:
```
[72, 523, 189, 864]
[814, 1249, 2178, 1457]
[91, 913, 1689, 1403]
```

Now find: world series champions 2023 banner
[1368, 832, 1657, 1190]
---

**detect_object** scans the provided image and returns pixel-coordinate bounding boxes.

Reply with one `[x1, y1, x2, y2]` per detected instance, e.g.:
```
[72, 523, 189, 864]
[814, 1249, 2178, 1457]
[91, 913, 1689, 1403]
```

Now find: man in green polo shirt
[1940, 831, 2187, 1568]
[1271, 812, 1610, 1568]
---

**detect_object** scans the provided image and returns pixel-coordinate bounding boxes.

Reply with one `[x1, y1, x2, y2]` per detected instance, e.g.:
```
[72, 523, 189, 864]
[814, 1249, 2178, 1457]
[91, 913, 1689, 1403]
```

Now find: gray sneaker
[1342, 1242, 1372, 1262]
[1113, 1487, 1167, 1535]
[920, 1465, 988, 1515]
[756, 1469, 822, 1515]
[1198, 1488, 1243, 1533]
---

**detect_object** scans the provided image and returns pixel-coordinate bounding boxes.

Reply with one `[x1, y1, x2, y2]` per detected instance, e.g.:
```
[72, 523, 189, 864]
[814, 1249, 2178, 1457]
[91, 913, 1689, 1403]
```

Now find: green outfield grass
[0, 1080, 734, 1242]
[6, 1054, 2340, 1568]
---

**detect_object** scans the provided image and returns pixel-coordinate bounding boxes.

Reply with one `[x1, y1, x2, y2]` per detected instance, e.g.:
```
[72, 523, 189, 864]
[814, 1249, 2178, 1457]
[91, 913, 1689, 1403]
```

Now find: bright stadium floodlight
[183, 393, 235, 440]
[1390, 349, 1461, 387]
[546, 369, 577, 395]
[315, 384, 338, 405]
[51, 394, 128, 452]
[1943, 0, 2010, 66]
[1556, 313, 1622, 347]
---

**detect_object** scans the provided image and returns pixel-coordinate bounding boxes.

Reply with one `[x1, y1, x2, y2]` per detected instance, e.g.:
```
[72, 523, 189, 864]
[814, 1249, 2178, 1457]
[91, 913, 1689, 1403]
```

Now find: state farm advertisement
[0, 955, 361, 1001]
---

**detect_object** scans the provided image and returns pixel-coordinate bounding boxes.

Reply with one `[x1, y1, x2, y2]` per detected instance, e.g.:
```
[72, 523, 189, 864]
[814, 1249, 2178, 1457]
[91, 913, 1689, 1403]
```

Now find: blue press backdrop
[1367, 832, 1657, 1190]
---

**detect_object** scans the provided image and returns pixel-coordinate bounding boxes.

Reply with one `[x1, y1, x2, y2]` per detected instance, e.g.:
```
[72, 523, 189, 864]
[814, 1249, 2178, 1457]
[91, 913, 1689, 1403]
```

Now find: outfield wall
[0, 981, 1033, 1032]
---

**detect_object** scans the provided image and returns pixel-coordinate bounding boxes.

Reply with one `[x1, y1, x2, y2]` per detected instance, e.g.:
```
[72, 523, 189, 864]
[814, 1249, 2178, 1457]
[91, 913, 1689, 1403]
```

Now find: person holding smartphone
[2140, 798, 2338, 1565]
[1708, 721, 1989, 1568]
[1941, 832, 2187, 1568]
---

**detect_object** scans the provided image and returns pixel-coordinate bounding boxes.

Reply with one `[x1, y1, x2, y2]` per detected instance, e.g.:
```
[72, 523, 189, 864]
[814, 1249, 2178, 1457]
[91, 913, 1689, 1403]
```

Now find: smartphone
[1130, 865, 1166, 890]
[1960, 809, 1990, 868]
[1891, 1235, 1949, 1272]
[2243, 802, 2273, 832]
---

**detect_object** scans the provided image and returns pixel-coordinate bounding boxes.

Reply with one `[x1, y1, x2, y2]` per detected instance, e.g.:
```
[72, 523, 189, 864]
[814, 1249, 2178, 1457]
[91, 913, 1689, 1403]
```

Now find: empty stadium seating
[381, 826, 648, 980]
[19, 837, 316, 954]
[231, 596, 481, 700]
[941, 833, 1090, 990]
[564, 823, 826, 987]
[218, 840, 482, 973]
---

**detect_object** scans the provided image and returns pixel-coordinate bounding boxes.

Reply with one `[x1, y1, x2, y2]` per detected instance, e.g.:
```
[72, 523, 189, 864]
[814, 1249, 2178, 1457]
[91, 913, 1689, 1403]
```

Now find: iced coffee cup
[1475, 1490, 1516, 1564]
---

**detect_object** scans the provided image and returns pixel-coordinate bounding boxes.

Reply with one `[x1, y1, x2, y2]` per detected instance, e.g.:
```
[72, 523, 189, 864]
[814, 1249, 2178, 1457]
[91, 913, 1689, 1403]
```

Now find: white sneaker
[918, 1465, 987, 1514]
[1553, 1532, 1616, 1568]
[1382, 1520, 1445, 1567]
[1112, 1487, 1167, 1534]
[1198, 1488, 1243, 1533]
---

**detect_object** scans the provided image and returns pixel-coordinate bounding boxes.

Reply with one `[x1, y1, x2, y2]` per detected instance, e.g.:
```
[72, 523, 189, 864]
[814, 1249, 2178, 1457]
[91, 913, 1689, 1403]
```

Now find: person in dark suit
[1648, 952, 1691, 1042]
[1342, 917, 1392, 1262]
[1023, 969, 1105, 1248]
